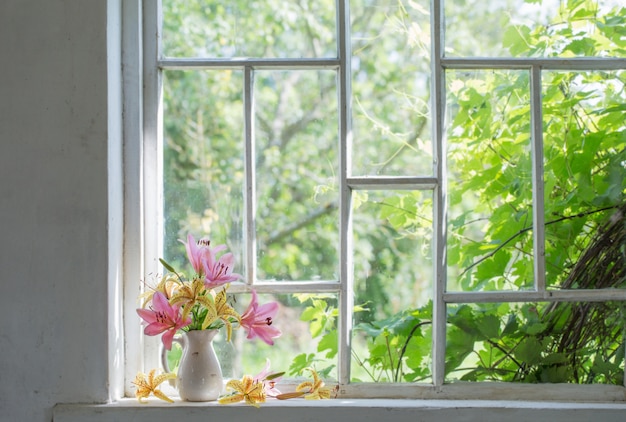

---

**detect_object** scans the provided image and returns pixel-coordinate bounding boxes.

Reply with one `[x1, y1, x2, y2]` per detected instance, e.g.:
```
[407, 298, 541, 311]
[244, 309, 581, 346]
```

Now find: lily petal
[240, 290, 282, 345]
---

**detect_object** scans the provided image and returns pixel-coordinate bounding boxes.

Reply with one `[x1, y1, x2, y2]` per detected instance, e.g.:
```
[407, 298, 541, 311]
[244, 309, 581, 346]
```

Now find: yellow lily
[132, 369, 177, 403]
[139, 274, 179, 308]
[169, 278, 214, 321]
[218, 375, 266, 407]
[296, 368, 334, 400]
[201, 287, 240, 340]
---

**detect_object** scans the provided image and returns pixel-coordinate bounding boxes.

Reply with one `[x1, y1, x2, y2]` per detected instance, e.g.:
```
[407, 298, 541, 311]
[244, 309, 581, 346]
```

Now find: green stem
[394, 320, 432, 383]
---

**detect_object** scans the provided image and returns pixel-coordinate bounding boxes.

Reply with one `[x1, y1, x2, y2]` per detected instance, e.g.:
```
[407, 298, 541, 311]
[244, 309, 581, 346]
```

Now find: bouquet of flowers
[137, 233, 281, 350]
[134, 233, 336, 405]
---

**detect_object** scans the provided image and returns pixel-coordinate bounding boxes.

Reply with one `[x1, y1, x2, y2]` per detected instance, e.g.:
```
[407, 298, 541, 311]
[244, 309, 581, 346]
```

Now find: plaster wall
[0, 1, 116, 420]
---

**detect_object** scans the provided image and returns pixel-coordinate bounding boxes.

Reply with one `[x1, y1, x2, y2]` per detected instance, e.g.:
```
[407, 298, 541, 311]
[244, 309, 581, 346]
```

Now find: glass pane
[162, 70, 245, 271]
[351, 190, 433, 383]
[446, 69, 533, 292]
[542, 70, 626, 289]
[162, 0, 336, 58]
[445, 301, 625, 384]
[351, 0, 433, 176]
[445, 0, 626, 58]
[255, 70, 339, 281]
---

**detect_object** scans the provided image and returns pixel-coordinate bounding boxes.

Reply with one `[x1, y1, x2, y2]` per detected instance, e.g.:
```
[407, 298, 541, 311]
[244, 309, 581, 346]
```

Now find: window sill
[54, 398, 626, 422]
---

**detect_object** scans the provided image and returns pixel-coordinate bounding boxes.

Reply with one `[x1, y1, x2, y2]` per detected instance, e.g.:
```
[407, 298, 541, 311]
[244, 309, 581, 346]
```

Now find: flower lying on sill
[296, 367, 337, 400]
[275, 368, 338, 401]
[132, 369, 177, 403]
[218, 359, 284, 407]
[133, 365, 337, 405]
[218, 375, 267, 407]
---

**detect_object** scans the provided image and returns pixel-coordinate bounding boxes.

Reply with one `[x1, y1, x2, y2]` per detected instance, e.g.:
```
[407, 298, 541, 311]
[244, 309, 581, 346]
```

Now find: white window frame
[122, 0, 626, 401]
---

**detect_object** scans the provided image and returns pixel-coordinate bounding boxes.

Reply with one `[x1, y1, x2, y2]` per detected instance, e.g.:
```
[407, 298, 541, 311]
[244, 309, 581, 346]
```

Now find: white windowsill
[54, 398, 626, 422]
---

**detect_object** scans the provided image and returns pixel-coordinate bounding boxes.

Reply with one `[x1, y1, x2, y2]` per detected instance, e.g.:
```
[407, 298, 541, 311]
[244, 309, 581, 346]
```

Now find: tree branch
[459, 204, 622, 278]
[264, 201, 337, 245]
[394, 320, 432, 382]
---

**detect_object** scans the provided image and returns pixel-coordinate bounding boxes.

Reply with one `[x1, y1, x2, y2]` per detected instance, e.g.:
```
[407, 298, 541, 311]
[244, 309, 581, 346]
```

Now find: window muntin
[134, 0, 626, 399]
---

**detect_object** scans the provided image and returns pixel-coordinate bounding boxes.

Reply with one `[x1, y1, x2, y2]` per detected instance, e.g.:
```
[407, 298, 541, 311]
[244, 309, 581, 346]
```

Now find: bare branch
[264, 201, 337, 245]
[459, 204, 623, 278]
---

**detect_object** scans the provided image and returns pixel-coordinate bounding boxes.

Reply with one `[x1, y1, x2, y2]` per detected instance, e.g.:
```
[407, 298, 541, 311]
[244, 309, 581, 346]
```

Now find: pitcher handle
[161, 335, 183, 387]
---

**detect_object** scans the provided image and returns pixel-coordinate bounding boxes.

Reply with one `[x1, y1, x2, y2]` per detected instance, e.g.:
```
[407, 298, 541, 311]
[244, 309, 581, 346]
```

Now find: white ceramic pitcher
[161, 329, 223, 401]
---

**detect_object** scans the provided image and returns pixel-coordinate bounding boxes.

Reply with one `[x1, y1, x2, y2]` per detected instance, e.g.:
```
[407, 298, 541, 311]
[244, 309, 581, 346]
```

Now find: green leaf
[539, 365, 573, 383]
[318, 330, 338, 359]
[448, 305, 480, 337]
[503, 25, 531, 56]
[288, 353, 316, 376]
[524, 322, 548, 336]
[514, 337, 543, 365]
[354, 322, 386, 338]
[159, 258, 177, 274]
[300, 306, 319, 322]
[404, 334, 429, 371]
[564, 38, 596, 56]
[265, 371, 286, 381]
[309, 318, 324, 338]
[501, 313, 520, 337]
[477, 314, 501, 340]
[445, 326, 476, 373]
[541, 352, 569, 365]
[594, 104, 626, 114]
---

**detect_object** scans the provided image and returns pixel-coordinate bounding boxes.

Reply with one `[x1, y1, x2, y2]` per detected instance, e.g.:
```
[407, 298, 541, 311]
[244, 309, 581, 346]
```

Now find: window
[125, 0, 626, 400]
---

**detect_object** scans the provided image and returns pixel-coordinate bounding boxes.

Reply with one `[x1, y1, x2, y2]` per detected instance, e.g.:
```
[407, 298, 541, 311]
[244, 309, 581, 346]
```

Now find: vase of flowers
[137, 233, 282, 402]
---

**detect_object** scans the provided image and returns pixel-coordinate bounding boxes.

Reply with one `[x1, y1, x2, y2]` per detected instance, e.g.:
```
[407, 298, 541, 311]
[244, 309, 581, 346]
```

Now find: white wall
[0, 1, 117, 421]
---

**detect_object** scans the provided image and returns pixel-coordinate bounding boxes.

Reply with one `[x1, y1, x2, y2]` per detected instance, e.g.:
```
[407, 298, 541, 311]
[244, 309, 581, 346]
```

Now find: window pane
[542, 70, 626, 290]
[351, 190, 433, 383]
[162, 0, 336, 58]
[162, 70, 245, 270]
[351, 0, 433, 176]
[445, 301, 625, 384]
[255, 70, 339, 281]
[445, 0, 626, 58]
[446, 69, 533, 292]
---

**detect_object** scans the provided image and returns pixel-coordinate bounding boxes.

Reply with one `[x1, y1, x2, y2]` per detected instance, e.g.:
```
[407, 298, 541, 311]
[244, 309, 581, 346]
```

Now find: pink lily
[181, 233, 223, 277]
[136, 291, 191, 350]
[240, 290, 282, 345]
[202, 247, 241, 290]
[254, 359, 283, 397]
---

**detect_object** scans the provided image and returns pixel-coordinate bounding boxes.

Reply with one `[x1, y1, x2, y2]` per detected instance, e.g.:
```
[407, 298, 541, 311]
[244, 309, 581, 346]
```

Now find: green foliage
[160, 0, 625, 385]
[352, 304, 433, 382]
[291, 295, 339, 376]
[350, 0, 625, 384]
